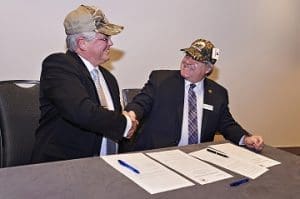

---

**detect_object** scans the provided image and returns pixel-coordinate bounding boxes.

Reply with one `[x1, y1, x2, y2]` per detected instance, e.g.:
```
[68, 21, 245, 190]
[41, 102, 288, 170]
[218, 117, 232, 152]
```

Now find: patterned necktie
[90, 68, 116, 154]
[188, 84, 198, 144]
[90, 69, 108, 108]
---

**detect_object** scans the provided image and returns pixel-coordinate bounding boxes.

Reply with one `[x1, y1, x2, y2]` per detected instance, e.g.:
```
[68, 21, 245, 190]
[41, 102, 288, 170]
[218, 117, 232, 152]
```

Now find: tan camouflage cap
[64, 5, 124, 36]
[181, 39, 220, 64]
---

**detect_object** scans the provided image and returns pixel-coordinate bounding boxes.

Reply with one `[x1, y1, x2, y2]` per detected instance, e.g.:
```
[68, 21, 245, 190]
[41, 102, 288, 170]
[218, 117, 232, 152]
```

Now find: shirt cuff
[122, 114, 132, 137]
[239, 135, 246, 145]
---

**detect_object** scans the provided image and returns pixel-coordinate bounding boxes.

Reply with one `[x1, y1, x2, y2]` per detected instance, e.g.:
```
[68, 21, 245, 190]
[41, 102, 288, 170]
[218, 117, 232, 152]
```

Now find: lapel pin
[208, 89, 212, 94]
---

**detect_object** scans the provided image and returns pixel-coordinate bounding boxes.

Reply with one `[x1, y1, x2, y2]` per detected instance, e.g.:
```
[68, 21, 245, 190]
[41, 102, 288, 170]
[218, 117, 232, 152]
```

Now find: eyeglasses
[182, 64, 200, 70]
[182, 55, 211, 70]
[182, 60, 201, 70]
[95, 36, 110, 42]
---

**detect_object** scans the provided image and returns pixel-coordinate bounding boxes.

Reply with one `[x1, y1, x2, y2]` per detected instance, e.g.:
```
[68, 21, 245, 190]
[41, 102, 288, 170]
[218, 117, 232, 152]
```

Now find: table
[0, 142, 299, 199]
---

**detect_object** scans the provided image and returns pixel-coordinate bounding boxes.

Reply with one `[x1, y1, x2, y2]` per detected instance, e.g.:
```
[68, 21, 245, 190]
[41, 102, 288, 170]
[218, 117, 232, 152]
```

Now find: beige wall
[0, 0, 299, 147]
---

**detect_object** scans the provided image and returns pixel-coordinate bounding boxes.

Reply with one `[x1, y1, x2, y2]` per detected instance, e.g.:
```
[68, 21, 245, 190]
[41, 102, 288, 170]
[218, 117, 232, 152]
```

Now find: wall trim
[278, 147, 300, 156]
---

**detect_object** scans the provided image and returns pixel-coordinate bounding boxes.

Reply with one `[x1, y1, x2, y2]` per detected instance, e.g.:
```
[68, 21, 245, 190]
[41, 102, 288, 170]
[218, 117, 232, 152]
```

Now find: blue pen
[230, 178, 249, 187]
[118, 160, 140, 174]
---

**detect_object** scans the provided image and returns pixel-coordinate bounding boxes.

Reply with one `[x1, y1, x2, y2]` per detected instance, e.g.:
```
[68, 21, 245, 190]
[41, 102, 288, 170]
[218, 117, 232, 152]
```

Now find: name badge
[203, 104, 214, 111]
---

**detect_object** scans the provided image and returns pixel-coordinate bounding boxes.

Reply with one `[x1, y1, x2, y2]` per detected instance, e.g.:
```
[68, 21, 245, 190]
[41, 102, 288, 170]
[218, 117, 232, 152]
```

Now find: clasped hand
[123, 111, 139, 138]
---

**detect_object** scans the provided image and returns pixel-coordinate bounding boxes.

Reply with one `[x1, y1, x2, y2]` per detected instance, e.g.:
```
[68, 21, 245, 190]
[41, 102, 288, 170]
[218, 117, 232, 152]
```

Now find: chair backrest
[122, 88, 141, 106]
[0, 80, 40, 167]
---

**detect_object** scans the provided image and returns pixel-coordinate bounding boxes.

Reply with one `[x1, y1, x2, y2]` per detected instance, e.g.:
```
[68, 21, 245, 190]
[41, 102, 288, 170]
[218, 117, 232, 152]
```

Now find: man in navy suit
[32, 5, 137, 163]
[119, 38, 264, 153]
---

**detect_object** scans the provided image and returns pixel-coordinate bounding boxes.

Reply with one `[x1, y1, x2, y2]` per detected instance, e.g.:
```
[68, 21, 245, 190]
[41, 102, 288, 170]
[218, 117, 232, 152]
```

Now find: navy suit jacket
[119, 70, 249, 152]
[32, 51, 126, 163]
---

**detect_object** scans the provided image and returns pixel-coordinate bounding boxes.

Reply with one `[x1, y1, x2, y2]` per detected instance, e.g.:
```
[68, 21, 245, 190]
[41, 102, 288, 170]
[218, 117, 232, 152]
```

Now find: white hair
[66, 32, 97, 52]
[203, 61, 214, 76]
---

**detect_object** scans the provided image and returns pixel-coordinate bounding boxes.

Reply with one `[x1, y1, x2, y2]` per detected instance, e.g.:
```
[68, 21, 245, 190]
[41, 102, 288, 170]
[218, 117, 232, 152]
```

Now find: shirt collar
[78, 55, 98, 73]
[184, 79, 204, 90]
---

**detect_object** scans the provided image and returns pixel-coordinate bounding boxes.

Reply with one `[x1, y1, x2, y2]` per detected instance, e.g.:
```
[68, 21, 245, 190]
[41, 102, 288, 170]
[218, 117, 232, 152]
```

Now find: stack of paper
[208, 143, 281, 168]
[189, 143, 281, 179]
[102, 153, 194, 194]
[147, 149, 232, 185]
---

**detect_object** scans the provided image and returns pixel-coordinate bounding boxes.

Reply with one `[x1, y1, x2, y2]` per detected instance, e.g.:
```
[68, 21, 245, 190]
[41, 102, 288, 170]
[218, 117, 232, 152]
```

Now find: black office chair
[122, 88, 141, 106]
[0, 80, 40, 168]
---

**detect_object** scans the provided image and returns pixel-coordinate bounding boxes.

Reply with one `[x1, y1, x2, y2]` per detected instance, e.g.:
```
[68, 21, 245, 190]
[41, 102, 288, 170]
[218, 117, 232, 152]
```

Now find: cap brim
[97, 23, 124, 36]
[180, 47, 202, 61]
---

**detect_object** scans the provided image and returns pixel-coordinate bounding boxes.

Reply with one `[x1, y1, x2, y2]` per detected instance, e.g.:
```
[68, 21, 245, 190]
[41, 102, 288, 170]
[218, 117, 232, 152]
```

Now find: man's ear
[205, 67, 212, 74]
[205, 66, 214, 76]
[77, 38, 87, 51]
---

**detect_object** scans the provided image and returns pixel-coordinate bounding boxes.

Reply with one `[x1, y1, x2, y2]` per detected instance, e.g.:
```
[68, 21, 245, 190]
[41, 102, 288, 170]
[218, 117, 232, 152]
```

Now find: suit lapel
[99, 67, 120, 111]
[66, 51, 95, 82]
[66, 51, 120, 111]
[66, 51, 100, 104]
[175, 72, 185, 136]
[201, 78, 213, 141]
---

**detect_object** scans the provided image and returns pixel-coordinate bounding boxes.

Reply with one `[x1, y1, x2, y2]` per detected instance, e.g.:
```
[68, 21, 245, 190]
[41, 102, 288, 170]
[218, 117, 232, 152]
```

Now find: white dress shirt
[178, 80, 204, 146]
[79, 56, 132, 155]
[178, 79, 245, 146]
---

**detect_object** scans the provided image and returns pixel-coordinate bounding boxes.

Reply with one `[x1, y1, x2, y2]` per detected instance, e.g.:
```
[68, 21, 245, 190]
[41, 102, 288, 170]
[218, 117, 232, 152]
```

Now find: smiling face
[180, 54, 213, 83]
[76, 33, 113, 66]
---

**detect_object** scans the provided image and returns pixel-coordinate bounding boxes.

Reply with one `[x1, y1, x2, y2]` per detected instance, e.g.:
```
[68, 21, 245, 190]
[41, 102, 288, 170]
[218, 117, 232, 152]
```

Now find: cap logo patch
[192, 41, 206, 52]
[212, 48, 220, 60]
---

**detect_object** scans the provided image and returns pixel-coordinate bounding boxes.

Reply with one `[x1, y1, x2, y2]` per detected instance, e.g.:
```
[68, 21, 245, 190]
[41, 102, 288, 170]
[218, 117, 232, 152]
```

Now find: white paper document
[101, 153, 194, 194]
[147, 149, 232, 184]
[190, 147, 269, 179]
[208, 143, 281, 168]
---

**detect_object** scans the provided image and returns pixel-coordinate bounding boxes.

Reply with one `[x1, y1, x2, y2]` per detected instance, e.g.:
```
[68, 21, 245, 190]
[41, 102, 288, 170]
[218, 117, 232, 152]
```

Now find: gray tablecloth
[0, 142, 299, 199]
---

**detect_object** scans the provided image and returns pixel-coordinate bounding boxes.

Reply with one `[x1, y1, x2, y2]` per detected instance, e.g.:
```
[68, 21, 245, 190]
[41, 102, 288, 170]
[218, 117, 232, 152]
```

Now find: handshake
[123, 110, 139, 139]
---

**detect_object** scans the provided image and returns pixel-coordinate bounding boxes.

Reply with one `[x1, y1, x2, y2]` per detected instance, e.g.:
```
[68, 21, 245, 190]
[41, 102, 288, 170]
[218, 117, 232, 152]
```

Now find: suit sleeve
[125, 71, 157, 120]
[218, 89, 250, 144]
[40, 53, 126, 141]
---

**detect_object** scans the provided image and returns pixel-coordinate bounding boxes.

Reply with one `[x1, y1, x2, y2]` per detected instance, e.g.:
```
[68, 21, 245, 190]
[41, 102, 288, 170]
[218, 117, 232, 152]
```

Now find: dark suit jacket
[119, 70, 249, 152]
[31, 51, 126, 163]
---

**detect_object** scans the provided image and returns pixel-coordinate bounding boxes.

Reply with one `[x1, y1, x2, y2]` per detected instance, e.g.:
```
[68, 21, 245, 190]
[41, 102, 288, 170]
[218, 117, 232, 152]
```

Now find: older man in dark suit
[32, 5, 137, 163]
[119, 38, 264, 153]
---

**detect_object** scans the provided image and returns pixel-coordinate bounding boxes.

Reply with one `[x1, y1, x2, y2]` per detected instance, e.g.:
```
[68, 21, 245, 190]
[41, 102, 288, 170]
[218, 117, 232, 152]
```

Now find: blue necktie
[188, 84, 198, 144]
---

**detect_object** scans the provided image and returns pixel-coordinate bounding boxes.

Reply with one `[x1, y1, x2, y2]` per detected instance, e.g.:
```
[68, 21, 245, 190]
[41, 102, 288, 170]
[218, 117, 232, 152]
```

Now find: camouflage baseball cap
[64, 5, 124, 36]
[181, 39, 220, 64]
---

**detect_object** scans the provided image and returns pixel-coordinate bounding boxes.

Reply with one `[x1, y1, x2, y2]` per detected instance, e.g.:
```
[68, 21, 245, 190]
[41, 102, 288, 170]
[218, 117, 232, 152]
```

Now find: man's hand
[244, 135, 264, 151]
[123, 111, 139, 138]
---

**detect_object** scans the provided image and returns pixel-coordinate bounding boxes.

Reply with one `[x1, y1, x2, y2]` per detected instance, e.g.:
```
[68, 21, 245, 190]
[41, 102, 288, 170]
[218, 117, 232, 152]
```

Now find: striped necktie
[188, 84, 198, 144]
